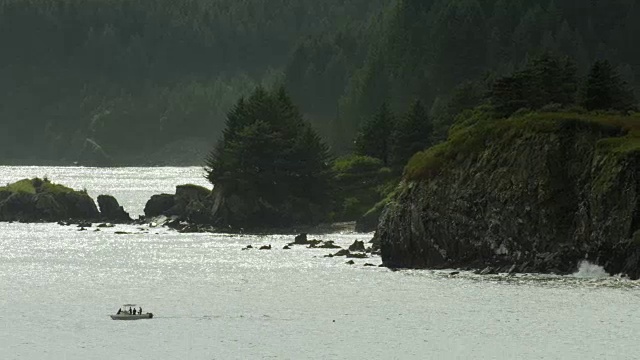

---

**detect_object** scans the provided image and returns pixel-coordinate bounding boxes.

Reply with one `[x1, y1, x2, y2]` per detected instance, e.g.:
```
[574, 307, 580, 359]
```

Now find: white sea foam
[573, 260, 609, 278]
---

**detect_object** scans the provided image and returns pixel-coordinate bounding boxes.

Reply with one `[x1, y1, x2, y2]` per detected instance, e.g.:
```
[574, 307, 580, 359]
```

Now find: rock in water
[144, 194, 176, 218]
[376, 115, 640, 278]
[348, 240, 366, 252]
[294, 233, 308, 245]
[143, 185, 212, 224]
[97, 195, 131, 223]
[0, 178, 99, 222]
[318, 241, 341, 249]
[333, 249, 351, 257]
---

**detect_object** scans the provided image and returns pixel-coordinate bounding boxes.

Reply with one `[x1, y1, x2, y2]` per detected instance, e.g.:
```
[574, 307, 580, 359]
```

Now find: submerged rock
[333, 249, 351, 257]
[318, 241, 341, 249]
[259, 244, 272, 250]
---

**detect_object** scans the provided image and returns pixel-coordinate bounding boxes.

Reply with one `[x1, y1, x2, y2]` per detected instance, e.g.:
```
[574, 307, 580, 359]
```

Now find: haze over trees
[0, 0, 639, 164]
[0, 0, 386, 163]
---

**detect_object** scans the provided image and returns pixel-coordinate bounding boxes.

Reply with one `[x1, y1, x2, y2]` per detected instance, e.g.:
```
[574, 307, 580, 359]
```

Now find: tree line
[1, 0, 639, 163]
[287, 0, 640, 151]
[0, 0, 385, 162]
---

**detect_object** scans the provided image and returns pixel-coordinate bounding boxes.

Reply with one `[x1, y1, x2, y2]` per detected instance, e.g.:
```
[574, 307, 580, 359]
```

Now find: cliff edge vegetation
[0, 177, 131, 223]
[0, 178, 99, 222]
[376, 110, 640, 278]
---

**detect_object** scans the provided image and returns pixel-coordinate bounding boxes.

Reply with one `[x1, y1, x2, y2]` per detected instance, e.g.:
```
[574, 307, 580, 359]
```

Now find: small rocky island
[0, 178, 130, 223]
[375, 112, 640, 278]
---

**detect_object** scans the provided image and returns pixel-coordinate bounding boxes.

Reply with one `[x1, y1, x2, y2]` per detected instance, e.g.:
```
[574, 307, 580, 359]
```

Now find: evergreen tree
[581, 60, 637, 112]
[390, 100, 433, 169]
[489, 53, 577, 117]
[354, 103, 395, 165]
[205, 87, 331, 227]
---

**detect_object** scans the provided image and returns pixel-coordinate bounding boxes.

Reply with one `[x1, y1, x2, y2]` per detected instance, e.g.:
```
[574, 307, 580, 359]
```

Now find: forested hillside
[1, 0, 639, 164]
[0, 0, 386, 164]
[289, 0, 640, 150]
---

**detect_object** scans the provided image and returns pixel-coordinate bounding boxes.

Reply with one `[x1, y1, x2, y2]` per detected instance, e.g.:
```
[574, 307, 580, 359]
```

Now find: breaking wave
[572, 261, 609, 278]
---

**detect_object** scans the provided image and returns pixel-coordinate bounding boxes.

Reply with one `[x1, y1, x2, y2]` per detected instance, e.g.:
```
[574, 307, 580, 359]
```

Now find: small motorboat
[110, 304, 153, 320]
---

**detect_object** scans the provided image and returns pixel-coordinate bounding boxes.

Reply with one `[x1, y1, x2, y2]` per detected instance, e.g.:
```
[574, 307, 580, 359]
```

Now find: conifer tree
[489, 53, 577, 117]
[205, 86, 331, 227]
[354, 103, 395, 165]
[390, 100, 433, 169]
[581, 60, 637, 112]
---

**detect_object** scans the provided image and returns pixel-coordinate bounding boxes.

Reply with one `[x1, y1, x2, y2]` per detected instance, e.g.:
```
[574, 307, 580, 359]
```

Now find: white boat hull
[110, 313, 153, 320]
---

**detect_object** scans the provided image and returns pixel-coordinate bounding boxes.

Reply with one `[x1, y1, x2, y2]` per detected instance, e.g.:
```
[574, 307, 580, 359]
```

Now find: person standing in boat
[129, 307, 132, 315]
[139, 307, 142, 314]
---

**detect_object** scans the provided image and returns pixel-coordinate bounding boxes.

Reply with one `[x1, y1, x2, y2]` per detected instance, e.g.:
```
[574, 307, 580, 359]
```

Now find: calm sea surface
[1, 166, 639, 360]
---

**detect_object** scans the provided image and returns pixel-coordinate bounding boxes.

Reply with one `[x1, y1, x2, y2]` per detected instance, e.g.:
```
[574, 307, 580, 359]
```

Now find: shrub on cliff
[330, 155, 394, 221]
[205, 87, 332, 228]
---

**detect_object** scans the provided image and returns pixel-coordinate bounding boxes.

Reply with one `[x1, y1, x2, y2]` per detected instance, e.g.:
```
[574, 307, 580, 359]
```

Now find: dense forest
[1, 0, 639, 164]
[0, 0, 386, 163]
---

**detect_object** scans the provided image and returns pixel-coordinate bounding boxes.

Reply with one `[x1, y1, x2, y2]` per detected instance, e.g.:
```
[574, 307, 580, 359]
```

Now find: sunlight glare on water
[1, 166, 639, 360]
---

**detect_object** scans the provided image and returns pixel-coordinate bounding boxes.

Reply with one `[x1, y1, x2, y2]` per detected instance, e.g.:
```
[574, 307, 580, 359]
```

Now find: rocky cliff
[375, 112, 640, 278]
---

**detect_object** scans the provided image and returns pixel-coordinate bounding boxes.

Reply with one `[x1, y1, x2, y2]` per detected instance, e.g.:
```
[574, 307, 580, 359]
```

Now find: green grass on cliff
[0, 178, 77, 195]
[405, 110, 640, 181]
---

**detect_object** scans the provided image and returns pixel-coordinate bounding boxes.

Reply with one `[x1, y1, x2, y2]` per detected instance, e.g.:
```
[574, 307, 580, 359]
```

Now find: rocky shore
[375, 113, 640, 278]
[0, 178, 131, 224]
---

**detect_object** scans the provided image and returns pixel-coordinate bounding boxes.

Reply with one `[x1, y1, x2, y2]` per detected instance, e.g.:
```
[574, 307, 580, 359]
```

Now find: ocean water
[1, 166, 639, 360]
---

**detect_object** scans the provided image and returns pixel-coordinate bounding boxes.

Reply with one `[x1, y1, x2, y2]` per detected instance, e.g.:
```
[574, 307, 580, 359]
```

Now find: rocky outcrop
[376, 115, 640, 278]
[144, 194, 176, 218]
[97, 195, 132, 223]
[143, 184, 213, 223]
[294, 233, 309, 244]
[348, 240, 366, 252]
[0, 178, 100, 222]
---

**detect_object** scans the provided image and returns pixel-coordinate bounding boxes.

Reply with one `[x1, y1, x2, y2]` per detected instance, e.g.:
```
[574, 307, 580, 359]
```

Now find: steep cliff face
[376, 113, 640, 278]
